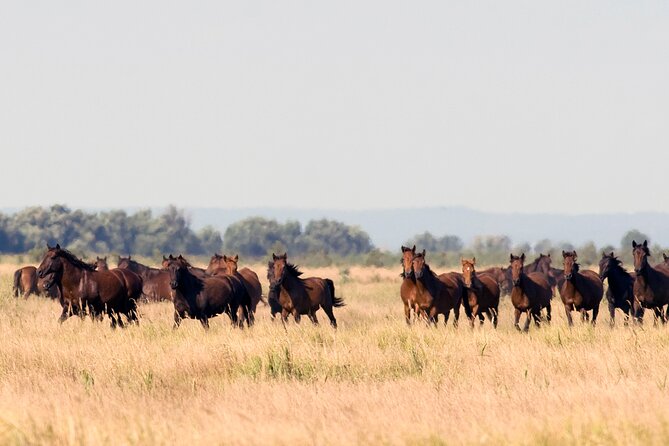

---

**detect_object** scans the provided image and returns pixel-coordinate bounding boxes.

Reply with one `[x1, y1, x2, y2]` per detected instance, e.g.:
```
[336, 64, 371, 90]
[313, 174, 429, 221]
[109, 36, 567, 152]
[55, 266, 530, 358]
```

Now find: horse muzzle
[512, 279, 521, 287]
[170, 281, 179, 289]
[565, 273, 573, 280]
[634, 269, 642, 276]
[37, 269, 45, 279]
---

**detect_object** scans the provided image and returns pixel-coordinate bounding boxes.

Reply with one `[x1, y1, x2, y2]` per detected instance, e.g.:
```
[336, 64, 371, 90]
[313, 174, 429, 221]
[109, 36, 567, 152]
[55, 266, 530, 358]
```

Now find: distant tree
[533, 239, 553, 256]
[405, 232, 463, 253]
[223, 217, 298, 257]
[621, 229, 650, 250]
[576, 241, 598, 266]
[197, 226, 223, 255]
[303, 219, 373, 256]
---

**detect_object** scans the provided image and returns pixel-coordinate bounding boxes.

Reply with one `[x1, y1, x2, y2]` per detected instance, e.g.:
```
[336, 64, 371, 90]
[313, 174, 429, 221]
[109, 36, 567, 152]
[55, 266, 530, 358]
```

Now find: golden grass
[1, 262, 669, 445]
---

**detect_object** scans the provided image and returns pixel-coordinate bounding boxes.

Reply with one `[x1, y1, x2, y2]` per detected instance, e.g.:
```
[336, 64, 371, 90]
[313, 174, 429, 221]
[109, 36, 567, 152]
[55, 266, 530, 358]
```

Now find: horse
[163, 254, 208, 278]
[13, 266, 40, 298]
[559, 251, 603, 326]
[479, 266, 511, 296]
[268, 253, 343, 328]
[461, 258, 500, 328]
[266, 259, 284, 318]
[36, 244, 142, 327]
[411, 250, 462, 326]
[117, 256, 173, 302]
[509, 253, 552, 331]
[165, 255, 251, 329]
[656, 253, 669, 272]
[632, 240, 669, 324]
[206, 254, 265, 319]
[400, 245, 418, 324]
[93, 256, 109, 271]
[598, 252, 640, 325]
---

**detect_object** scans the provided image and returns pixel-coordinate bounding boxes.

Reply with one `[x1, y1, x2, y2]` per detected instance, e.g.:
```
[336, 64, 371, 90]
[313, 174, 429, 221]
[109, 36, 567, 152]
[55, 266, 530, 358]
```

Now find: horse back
[238, 267, 263, 311]
[436, 272, 463, 308]
[525, 272, 552, 305]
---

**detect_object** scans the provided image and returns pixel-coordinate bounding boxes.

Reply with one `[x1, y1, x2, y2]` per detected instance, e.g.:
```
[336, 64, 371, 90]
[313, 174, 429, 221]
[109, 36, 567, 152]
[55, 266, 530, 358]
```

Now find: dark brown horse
[411, 250, 462, 326]
[93, 256, 109, 271]
[509, 253, 552, 331]
[632, 240, 669, 324]
[461, 258, 500, 328]
[559, 251, 603, 326]
[118, 256, 173, 302]
[266, 259, 284, 318]
[598, 252, 640, 325]
[400, 245, 418, 324]
[268, 253, 343, 327]
[37, 244, 142, 327]
[206, 254, 265, 318]
[166, 255, 251, 329]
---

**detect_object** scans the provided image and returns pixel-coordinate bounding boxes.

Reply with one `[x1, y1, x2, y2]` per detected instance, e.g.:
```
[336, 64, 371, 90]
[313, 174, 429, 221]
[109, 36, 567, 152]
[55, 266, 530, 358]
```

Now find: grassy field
[1, 262, 669, 445]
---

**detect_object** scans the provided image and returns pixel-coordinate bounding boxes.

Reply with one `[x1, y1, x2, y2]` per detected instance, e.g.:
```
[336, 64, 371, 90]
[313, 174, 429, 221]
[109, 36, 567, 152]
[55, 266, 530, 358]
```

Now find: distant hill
[183, 207, 669, 250]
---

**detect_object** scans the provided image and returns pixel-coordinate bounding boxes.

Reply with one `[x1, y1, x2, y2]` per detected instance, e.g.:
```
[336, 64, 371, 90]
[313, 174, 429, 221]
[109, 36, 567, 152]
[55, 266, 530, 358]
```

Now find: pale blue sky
[1, 1, 667, 213]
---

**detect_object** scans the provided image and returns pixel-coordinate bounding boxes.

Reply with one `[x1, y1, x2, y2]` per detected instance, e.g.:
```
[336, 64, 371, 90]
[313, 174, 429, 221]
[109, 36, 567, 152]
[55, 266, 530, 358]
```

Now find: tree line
[0, 205, 658, 267]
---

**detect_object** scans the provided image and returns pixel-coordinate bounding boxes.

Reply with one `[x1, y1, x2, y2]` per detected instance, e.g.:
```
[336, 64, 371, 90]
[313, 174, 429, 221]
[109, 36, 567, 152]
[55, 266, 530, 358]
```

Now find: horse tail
[13, 269, 22, 297]
[326, 279, 345, 307]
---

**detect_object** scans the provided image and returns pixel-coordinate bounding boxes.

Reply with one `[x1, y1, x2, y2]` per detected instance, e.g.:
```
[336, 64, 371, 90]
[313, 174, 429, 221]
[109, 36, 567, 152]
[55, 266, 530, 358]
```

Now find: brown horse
[268, 253, 343, 327]
[509, 253, 552, 331]
[479, 266, 511, 296]
[266, 259, 284, 318]
[93, 256, 109, 271]
[632, 240, 669, 324]
[461, 258, 500, 328]
[411, 250, 462, 326]
[400, 245, 418, 324]
[118, 256, 173, 302]
[13, 266, 40, 298]
[37, 244, 142, 327]
[206, 254, 265, 318]
[166, 255, 251, 329]
[656, 253, 669, 272]
[559, 251, 603, 326]
[598, 252, 640, 325]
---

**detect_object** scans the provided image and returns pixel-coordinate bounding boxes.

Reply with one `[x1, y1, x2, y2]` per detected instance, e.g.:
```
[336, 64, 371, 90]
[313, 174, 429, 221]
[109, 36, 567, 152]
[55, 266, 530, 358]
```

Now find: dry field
[1, 262, 669, 445]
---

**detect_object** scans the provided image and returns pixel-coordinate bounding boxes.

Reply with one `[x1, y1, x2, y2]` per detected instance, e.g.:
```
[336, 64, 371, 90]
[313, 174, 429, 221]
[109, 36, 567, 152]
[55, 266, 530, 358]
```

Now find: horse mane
[57, 248, 96, 271]
[285, 262, 304, 278]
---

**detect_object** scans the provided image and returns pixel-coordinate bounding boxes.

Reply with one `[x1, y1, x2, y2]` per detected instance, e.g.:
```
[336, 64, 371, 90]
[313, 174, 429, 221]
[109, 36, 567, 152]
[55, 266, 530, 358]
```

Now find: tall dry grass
[1, 262, 669, 445]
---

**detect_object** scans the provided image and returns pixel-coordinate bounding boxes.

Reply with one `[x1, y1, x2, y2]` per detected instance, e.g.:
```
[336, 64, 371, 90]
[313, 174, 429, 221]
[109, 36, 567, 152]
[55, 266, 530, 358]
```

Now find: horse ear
[163, 255, 167, 261]
[520, 253, 525, 262]
[472, 257, 476, 264]
[128, 255, 131, 260]
[460, 258, 465, 265]
[509, 254, 514, 262]
[282, 253, 287, 259]
[272, 253, 278, 260]
[222, 255, 228, 261]
[562, 250, 567, 258]
[573, 251, 578, 259]
[55, 243, 61, 250]
[421, 249, 426, 257]
[103, 257, 107, 261]
[547, 253, 550, 258]
[643, 240, 648, 248]
[632, 240, 637, 248]
[412, 245, 416, 252]
[610, 252, 615, 258]
[233, 255, 239, 262]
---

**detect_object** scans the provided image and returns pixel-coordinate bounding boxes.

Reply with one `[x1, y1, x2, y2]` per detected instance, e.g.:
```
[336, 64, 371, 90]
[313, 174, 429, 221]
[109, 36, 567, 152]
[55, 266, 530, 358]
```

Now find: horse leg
[523, 310, 532, 332]
[490, 308, 498, 329]
[514, 308, 522, 331]
[545, 302, 552, 324]
[404, 303, 412, 325]
[58, 306, 70, 324]
[292, 309, 301, 324]
[478, 312, 485, 326]
[108, 308, 117, 329]
[200, 317, 210, 330]
[322, 304, 338, 329]
[469, 304, 478, 329]
[281, 309, 290, 326]
[173, 310, 182, 329]
[609, 301, 616, 327]
[307, 311, 319, 326]
[653, 307, 663, 326]
[591, 303, 599, 326]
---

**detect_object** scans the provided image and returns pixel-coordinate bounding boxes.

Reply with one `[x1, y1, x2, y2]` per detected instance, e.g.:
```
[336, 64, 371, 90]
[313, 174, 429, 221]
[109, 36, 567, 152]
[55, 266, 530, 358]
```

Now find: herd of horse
[11, 244, 343, 329]
[401, 240, 669, 330]
[8, 240, 669, 331]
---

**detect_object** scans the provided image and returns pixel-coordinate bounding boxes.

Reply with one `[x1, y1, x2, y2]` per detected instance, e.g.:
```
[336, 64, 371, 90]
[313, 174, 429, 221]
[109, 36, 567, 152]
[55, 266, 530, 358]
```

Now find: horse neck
[608, 265, 632, 293]
[60, 259, 85, 291]
[281, 272, 303, 294]
[417, 265, 440, 297]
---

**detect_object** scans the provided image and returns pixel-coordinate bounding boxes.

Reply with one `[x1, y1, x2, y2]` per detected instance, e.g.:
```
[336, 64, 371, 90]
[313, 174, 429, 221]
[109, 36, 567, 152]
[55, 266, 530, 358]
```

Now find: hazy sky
[1, 1, 667, 213]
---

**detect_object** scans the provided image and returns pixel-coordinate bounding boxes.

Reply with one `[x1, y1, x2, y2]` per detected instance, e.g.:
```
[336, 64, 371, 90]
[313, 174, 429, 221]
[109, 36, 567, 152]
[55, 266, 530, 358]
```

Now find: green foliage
[223, 217, 373, 258]
[0, 205, 220, 256]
